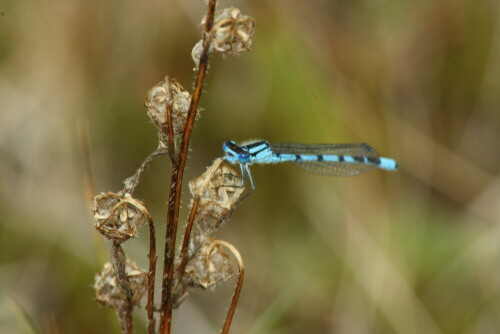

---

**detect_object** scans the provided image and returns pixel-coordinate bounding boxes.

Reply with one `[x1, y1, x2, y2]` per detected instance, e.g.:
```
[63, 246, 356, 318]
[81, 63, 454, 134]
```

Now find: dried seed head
[172, 160, 245, 307]
[189, 159, 244, 234]
[144, 77, 192, 138]
[189, 158, 244, 209]
[92, 192, 150, 243]
[183, 240, 234, 289]
[192, 7, 256, 66]
[94, 262, 148, 310]
[191, 40, 206, 68]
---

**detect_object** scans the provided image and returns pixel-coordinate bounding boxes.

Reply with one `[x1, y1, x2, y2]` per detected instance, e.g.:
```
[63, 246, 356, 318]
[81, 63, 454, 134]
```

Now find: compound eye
[222, 140, 237, 152]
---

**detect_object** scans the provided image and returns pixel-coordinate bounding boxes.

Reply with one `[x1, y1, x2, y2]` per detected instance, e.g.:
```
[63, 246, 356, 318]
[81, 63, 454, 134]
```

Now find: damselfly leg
[212, 163, 255, 205]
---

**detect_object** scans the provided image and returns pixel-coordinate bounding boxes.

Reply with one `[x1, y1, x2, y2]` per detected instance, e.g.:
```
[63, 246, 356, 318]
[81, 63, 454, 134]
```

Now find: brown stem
[146, 217, 157, 334]
[111, 242, 133, 334]
[160, 166, 178, 334]
[222, 270, 244, 334]
[164, 76, 176, 161]
[159, 3, 218, 333]
[160, 1, 218, 333]
[122, 147, 168, 194]
[211, 240, 244, 334]
[176, 197, 200, 282]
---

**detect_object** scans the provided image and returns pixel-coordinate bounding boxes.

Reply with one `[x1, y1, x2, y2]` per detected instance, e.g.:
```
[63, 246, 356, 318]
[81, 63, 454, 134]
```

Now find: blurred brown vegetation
[0, 0, 499, 333]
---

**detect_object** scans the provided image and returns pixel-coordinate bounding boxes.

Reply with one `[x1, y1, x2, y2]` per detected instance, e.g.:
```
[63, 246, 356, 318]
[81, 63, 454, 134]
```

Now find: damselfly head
[222, 140, 236, 153]
[222, 140, 251, 163]
[222, 140, 238, 163]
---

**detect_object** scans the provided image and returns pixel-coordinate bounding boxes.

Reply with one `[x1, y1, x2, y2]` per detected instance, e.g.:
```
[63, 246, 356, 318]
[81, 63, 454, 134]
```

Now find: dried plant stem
[160, 167, 179, 334]
[160, 1, 218, 332]
[164, 76, 176, 161]
[177, 158, 227, 281]
[146, 217, 157, 334]
[122, 146, 168, 194]
[176, 197, 200, 281]
[111, 242, 133, 334]
[212, 240, 245, 334]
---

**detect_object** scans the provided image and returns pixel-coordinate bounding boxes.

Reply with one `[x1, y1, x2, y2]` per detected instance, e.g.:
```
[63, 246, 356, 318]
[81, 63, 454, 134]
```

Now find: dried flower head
[145, 77, 192, 138]
[192, 7, 256, 66]
[92, 192, 150, 243]
[173, 239, 242, 308]
[189, 158, 244, 234]
[94, 262, 148, 310]
[171, 160, 244, 306]
[183, 240, 234, 289]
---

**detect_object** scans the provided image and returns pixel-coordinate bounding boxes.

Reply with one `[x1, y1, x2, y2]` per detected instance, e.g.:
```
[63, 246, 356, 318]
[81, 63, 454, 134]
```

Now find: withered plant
[90, 1, 255, 333]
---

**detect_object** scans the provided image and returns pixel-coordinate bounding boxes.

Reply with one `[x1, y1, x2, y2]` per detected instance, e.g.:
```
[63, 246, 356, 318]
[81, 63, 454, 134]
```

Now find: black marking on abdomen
[317, 154, 323, 161]
[353, 156, 365, 163]
[361, 143, 376, 153]
[295, 154, 301, 161]
[367, 157, 381, 165]
[338, 155, 344, 162]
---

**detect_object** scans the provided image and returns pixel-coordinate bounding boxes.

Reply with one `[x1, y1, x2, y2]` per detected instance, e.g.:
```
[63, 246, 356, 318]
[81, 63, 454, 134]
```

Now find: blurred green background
[1, 0, 499, 333]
